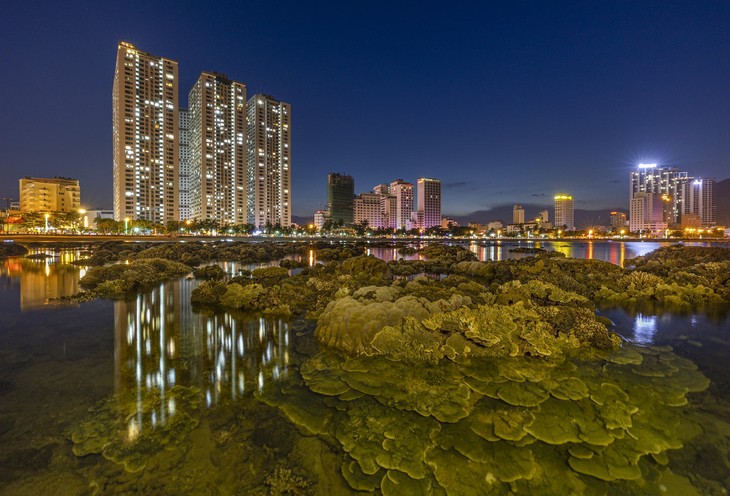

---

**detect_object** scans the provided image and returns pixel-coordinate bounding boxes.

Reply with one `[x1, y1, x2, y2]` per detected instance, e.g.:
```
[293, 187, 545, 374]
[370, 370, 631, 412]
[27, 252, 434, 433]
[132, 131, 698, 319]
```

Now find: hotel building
[554, 194, 574, 231]
[389, 179, 414, 229]
[19, 177, 80, 213]
[112, 42, 179, 223]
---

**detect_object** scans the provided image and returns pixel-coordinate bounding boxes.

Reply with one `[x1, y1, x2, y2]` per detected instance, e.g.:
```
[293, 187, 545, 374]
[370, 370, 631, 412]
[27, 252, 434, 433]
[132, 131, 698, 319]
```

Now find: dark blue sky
[1, 1, 728, 217]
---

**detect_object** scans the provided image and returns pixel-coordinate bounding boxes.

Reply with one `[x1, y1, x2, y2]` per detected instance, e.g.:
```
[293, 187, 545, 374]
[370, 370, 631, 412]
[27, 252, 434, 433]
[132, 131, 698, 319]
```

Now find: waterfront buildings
[417, 178, 441, 229]
[513, 204, 525, 224]
[629, 164, 716, 229]
[112, 42, 179, 223]
[246, 94, 291, 227]
[390, 179, 414, 229]
[188, 72, 246, 224]
[19, 177, 80, 213]
[554, 194, 574, 231]
[327, 173, 355, 225]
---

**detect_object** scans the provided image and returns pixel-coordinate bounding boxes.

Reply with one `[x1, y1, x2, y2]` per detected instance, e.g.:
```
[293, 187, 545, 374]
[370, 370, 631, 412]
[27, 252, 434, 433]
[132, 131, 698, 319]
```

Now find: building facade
[327, 173, 355, 225]
[630, 164, 688, 225]
[554, 194, 574, 231]
[354, 192, 383, 228]
[610, 211, 628, 231]
[630, 192, 667, 234]
[246, 94, 291, 227]
[389, 179, 414, 229]
[188, 72, 246, 224]
[19, 177, 80, 213]
[513, 204, 525, 224]
[680, 178, 716, 227]
[417, 177, 441, 229]
[179, 108, 190, 220]
[112, 42, 179, 223]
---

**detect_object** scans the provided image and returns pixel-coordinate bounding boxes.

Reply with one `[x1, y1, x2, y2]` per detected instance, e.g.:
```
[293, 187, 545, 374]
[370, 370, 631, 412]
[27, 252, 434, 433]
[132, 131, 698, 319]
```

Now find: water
[1, 243, 729, 494]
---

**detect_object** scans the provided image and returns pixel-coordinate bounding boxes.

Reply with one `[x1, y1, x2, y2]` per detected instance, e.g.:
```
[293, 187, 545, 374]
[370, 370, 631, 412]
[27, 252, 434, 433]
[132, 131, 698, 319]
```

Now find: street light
[78, 208, 87, 231]
[44, 213, 50, 233]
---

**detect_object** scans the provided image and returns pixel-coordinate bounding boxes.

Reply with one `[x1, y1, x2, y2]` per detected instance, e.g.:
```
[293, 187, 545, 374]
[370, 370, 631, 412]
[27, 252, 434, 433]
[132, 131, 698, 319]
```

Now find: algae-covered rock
[69, 385, 202, 472]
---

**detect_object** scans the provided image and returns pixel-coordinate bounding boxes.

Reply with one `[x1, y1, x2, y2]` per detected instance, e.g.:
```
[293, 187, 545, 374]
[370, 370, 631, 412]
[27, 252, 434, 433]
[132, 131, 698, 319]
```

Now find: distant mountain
[448, 203, 626, 228]
[716, 178, 730, 227]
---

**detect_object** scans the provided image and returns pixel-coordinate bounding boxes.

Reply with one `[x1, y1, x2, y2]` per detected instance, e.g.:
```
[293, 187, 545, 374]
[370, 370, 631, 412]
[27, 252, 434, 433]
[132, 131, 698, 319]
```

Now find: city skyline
[1, 2, 729, 217]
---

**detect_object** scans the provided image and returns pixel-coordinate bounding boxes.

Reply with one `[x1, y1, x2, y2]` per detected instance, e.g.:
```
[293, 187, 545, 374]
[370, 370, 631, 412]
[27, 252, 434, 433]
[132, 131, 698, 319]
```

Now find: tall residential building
[630, 164, 689, 225]
[354, 192, 383, 228]
[390, 179, 414, 229]
[188, 72, 246, 224]
[417, 178, 441, 229]
[554, 194, 574, 230]
[113, 42, 179, 223]
[538, 210, 549, 223]
[513, 204, 525, 224]
[19, 177, 80, 213]
[246, 94, 291, 227]
[382, 194, 398, 230]
[327, 173, 355, 224]
[680, 178, 716, 227]
[179, 108, 190, 220]
[630, 192, 667, 234]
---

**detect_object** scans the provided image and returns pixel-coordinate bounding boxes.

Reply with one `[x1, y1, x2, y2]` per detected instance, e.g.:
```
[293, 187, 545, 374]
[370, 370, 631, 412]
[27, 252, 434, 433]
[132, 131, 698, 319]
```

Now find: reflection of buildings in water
[1, 250, 84, 310]
[633, 314, 658, 345]
[114, 280, 290, 434]
[468, 242, 503, 262]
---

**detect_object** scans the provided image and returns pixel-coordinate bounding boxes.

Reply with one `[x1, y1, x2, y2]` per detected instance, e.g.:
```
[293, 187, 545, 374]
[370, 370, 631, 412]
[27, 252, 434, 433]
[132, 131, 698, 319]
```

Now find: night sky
[1, 1, 728, 218]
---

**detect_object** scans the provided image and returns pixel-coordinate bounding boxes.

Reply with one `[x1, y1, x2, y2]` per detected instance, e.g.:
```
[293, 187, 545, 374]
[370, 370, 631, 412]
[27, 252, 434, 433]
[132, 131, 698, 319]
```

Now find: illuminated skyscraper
[389, 179, 414, 229]
[179, 108, 190, 220]
[417, 178, 441, 229]
[112, 42, 179, 222]
[629, 164, 688, 225]
[246, 94, 291, 227]
[554, 194, 574, 230]
[680, 178, 716, 227]
[327, 173, 354, 225]
[188, 72, 246, 224]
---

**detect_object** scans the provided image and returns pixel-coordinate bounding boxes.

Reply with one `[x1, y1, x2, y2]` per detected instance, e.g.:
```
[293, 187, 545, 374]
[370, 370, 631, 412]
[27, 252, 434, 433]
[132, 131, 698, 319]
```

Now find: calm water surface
[0, 242, 728, 494]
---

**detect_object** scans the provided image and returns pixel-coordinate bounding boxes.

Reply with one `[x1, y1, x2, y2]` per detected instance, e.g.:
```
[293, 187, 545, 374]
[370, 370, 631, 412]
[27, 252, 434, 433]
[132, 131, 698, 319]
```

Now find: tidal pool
[0, 244, 728, 495]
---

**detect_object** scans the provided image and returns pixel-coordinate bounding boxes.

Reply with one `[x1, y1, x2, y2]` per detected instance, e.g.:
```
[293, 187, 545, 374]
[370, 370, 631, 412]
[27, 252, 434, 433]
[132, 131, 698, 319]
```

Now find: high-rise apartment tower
[112, 42, 179, 222]
[246, 94, 291, 227]
[179, 108, 190, 220]
[417, 178, 441, 229]
[188, 72, 246, 224]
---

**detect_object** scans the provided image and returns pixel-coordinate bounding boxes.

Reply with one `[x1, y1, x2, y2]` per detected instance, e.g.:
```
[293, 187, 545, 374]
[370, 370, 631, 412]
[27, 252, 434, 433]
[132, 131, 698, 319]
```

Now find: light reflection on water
[114, 278, 291, 434]
[464, 240, 713, 267]
[0, 248, 86, 310]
